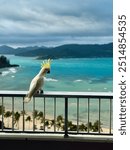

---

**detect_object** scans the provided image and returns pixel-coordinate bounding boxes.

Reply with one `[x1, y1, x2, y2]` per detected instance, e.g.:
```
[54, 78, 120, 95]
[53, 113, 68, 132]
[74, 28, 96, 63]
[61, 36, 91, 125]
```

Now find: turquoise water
[0, 55, 113, 128]
[0, 55, 113, 92]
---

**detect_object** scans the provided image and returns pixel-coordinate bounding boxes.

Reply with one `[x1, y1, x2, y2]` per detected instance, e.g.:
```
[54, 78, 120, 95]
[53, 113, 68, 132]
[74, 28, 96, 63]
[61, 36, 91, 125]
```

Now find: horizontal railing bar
[0, 130, 113, 136]
[0, 132, 113, 142]
[0, 91, 113, 99]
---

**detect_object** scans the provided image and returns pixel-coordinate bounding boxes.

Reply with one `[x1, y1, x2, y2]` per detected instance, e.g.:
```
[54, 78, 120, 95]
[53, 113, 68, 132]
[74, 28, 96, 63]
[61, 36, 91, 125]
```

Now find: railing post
[109, 98, 112, 134]
[1, 97, 4, 131]
[43, 97, 46, 132]
[88, 98, 90, 133]
[22, 97, 25, 132]
[98, 98, 101, 134]
[33, 97, 35, 131]
[64, 97, 69, 138]
[12, 97, 14, 131]
[77, 98, 79, 133]
[54, 97, 56, 132]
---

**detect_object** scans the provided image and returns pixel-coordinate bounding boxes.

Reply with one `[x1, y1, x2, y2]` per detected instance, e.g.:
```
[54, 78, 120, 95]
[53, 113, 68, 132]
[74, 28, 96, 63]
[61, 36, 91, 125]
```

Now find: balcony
[0, 91, 113, 149]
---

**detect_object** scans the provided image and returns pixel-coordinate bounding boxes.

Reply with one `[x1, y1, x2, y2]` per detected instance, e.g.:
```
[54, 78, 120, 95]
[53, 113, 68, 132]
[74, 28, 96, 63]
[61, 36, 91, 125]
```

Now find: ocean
[0, 55, 113, 92]
[0, 55, 113, 128]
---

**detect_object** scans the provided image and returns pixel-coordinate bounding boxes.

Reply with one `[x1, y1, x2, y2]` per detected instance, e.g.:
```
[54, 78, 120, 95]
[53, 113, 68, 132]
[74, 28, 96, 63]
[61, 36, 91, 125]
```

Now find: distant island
[0, 43, 113, 59]
[0, 55, 19, 69]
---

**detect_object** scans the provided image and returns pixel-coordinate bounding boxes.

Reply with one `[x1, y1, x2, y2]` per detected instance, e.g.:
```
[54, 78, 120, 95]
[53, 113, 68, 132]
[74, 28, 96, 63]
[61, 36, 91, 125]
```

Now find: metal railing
[0, 91, 113, 137]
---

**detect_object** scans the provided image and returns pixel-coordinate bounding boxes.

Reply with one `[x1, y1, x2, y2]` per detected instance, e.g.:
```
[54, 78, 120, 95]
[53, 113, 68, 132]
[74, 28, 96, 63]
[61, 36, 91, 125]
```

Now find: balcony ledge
[0, 132, 112, 143]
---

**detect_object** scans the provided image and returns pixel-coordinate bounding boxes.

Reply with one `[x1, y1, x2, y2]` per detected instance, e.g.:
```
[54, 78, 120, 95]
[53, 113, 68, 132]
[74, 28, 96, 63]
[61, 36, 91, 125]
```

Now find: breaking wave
[44, 77, 58, 82]
[1, 71, 10, 76]
[9, 68, 17, 73]
[73, 79, 83, 82]
[1, 68, 17, 76]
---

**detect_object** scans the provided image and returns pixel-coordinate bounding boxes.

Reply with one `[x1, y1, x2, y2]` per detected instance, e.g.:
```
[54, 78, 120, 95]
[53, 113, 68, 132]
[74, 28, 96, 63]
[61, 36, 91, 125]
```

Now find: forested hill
[0, 43, 113, 59]
[0, 55, 19, 68]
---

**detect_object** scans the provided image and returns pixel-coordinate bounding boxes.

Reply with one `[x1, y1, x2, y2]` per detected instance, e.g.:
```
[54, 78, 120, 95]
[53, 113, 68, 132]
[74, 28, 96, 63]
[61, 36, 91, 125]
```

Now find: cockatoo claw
[37, 90, 43, 94]
[24, 96, 31, 103]
[40, 90, 43, 93]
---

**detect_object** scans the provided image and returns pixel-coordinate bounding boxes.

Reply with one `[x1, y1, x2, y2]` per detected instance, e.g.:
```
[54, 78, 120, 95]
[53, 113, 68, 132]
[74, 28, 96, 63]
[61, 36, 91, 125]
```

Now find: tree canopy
[0, 55, 19, 68]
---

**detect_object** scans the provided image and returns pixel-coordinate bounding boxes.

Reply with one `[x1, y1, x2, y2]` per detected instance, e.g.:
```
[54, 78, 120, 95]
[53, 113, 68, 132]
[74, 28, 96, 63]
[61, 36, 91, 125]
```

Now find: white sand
[1, 113, 113, 134]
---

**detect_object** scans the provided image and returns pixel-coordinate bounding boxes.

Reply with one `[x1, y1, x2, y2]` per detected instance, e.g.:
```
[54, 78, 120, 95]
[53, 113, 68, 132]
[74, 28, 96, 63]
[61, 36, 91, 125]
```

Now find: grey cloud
[0, 0, 112, 46]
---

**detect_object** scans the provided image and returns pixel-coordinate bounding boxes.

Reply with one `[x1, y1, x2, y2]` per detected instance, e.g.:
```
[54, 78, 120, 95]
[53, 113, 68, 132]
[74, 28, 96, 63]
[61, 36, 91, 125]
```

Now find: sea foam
[73, 79, 83, 82]
[1, 68, 17, 76]
[9, 68, 17, 73]
[44, 77, 58, 82]
[1, 71, 10, 76]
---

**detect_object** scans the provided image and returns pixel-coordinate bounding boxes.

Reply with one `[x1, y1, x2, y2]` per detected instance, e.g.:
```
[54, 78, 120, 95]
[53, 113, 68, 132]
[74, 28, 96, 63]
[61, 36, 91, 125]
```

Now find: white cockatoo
[24, 59, 51, 103]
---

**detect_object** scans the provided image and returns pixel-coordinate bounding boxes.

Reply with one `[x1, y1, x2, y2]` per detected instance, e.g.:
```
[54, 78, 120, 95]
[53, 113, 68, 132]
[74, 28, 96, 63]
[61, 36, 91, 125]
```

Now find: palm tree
[67, 121, 73, 130]
[21, 110, 27, 116]
[14, 111, 21, 129]
[32, 110, 39, 129]
[57, 115, 64, 123]
[79, 123, 87, 131]
[38, 111, 44, 123]
[56, 115, 64, 131]
[50, 119, 55, 127]
[33, 110, 38, 120]
[26, 116, 32, 129]
[87, 122, 93, 131]
[69, 124, 77, 131]
[45, 120, 50, 129]
[92, 120, 103, 132]
[4, 111, 12, 128]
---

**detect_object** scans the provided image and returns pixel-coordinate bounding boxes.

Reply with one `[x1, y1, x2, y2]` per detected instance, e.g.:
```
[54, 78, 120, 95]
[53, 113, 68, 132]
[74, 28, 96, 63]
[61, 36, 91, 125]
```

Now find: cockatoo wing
[24, 76, 44, 103]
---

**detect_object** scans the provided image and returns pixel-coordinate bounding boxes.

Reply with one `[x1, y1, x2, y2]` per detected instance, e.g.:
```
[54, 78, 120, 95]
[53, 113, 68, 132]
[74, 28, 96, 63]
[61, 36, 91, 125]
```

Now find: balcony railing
[0, 91, 113, 137]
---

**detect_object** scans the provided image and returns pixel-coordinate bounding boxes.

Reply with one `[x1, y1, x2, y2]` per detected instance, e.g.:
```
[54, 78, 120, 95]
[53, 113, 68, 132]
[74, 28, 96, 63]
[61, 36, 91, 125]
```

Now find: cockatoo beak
[47, 70, 50, 74]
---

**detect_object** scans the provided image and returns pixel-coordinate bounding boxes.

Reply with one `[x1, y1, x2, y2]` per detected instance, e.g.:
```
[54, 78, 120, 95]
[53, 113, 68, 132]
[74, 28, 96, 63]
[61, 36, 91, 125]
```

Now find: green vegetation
[0, 106, 103, 132]
[16, 43, 113, 59]
[26, 116, 32, 129]
[0, 55, 10, 66]
[4, 111, 12, 127]
[0, 55, 19, 68]
[0, 43, 113, 59]
[14, 111, 21, 129]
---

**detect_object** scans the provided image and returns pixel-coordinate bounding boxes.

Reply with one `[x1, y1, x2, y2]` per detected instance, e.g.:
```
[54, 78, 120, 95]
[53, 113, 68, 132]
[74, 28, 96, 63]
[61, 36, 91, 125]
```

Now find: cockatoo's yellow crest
[41, 59, 52, 69]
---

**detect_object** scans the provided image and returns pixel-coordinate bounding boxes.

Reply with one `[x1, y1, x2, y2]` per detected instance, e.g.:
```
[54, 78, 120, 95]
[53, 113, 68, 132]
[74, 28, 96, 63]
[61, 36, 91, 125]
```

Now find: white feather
[24, 75, 44, 103]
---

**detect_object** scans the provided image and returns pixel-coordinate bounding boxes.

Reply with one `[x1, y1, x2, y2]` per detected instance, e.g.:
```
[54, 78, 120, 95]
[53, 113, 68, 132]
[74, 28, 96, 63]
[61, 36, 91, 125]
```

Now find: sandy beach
[1, 110, 113, 134]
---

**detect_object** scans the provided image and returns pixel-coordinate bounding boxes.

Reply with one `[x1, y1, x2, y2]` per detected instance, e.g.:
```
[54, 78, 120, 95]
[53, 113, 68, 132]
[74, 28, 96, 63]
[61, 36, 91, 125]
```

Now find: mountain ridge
[0, 43, 113, 59]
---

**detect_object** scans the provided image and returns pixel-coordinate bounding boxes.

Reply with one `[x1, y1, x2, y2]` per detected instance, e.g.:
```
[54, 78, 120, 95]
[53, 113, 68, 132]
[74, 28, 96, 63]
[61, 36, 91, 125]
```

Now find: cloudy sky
[0, 0, 112, 47]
